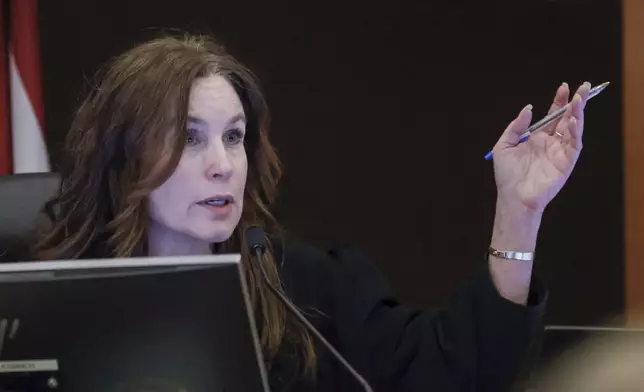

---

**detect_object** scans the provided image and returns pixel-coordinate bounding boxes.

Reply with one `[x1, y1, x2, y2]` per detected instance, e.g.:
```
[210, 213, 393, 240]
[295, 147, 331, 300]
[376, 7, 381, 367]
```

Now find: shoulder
[278, 235, 389, 284]
[269, 235, 393, 309]
[0, 235, 33, 262]
[270, 235, 374, 279]
[268, 235, 335, 295]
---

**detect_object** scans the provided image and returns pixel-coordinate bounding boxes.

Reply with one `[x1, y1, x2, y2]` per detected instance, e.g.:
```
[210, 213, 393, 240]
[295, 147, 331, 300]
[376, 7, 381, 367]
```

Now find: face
[149, 75, 248, 248]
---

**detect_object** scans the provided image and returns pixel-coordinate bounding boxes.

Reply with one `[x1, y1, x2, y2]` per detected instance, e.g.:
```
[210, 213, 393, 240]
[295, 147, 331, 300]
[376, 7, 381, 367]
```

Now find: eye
[186, 128, 201, 146]
[224, 129, 244, 146]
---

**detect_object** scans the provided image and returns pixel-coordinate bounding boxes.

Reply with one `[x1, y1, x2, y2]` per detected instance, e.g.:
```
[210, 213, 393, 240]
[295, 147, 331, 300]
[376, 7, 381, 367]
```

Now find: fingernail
[561, 82, 568, 88]
[524, 104, 533, 111]
[584, 81, 591, 87]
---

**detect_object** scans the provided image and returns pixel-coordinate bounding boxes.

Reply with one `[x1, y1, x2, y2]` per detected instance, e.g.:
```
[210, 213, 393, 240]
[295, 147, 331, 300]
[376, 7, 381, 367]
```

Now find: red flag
[0, 0, 11, 175]
[3, 0, 49, 174]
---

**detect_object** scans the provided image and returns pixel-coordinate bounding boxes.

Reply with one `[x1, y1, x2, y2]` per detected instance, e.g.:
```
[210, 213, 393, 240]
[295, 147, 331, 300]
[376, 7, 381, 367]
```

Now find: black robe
[265, 238, 546, 391]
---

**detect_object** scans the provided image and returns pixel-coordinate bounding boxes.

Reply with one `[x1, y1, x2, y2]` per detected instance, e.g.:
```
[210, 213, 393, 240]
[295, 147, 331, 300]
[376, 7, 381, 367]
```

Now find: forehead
[188, 75, 244, 119]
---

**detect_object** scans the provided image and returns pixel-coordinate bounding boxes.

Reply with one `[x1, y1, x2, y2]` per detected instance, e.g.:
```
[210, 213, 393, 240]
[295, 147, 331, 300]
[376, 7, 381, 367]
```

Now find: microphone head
[245, 226, 267, 253]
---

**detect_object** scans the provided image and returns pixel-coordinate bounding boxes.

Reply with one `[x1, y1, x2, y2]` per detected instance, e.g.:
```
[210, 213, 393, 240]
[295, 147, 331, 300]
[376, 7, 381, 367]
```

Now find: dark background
[37, 0, 623, 325]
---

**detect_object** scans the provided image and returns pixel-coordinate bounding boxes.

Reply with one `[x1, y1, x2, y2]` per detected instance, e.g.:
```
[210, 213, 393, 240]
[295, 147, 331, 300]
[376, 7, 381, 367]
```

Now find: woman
[34, 34, 590, 391]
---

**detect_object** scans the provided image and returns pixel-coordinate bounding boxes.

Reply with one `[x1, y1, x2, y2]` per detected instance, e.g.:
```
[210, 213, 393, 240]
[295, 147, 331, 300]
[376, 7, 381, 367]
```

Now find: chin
[203, 230, 235, 244]
[191, 219, 239, 245]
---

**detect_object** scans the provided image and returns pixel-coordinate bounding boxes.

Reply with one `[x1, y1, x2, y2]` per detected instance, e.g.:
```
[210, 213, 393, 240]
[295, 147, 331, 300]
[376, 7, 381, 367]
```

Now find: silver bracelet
[488, 246, 534, 262]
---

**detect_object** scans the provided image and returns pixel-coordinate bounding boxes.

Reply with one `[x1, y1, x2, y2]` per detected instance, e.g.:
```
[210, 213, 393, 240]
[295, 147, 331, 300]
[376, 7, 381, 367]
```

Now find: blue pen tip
[484, 151, 493, 160]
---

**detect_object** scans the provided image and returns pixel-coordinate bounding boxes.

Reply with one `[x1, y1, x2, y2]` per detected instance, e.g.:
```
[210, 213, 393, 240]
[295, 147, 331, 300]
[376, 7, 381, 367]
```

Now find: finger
[569, 93, 584, 144]
[575, 81, 592, 109]
[555, 83, 588, 140]
[562, 115, 582, 165]
[569, 83, 588, 139]
[544, 83, 570, 135]
[571, 92, 584, 122]
[568, 116, 582, 152]
[556, 94, 583, 152]
[550, 83, 570, 112]
[496, 104, 533, 148]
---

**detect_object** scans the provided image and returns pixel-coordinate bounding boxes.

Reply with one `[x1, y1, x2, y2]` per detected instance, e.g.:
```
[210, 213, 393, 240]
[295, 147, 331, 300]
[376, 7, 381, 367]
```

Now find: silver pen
[484, 81, 610, 160]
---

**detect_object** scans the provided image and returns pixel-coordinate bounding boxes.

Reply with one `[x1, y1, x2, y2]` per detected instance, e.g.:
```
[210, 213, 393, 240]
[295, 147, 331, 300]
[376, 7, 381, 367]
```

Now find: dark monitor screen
[0, 255, 269, 392]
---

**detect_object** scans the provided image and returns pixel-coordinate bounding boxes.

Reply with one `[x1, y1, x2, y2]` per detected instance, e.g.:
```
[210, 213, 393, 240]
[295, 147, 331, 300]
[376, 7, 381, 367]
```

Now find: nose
[204, 141, 233, 180]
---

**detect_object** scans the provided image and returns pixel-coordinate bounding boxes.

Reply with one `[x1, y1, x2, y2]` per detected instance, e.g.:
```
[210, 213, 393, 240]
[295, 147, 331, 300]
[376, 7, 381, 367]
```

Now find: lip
[197, 194, 235, 220]
[196, 194, 235, 205]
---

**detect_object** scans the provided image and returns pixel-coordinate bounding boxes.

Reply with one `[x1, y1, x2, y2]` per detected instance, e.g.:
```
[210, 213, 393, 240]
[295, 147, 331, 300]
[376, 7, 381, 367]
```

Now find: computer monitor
[0, 255, 270, 392]
[538, 325, 644, 367]
[526, 325, 644, 391]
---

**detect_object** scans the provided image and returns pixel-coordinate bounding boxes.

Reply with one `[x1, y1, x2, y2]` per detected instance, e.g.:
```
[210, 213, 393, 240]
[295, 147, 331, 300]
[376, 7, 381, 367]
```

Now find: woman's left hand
[488, 82, 591, 305]
[492, 82, 591, 214]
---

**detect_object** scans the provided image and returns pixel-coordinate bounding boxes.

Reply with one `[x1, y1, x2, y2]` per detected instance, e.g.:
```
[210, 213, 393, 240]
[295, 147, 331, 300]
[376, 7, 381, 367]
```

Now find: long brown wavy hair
[34, 34, 315, 374]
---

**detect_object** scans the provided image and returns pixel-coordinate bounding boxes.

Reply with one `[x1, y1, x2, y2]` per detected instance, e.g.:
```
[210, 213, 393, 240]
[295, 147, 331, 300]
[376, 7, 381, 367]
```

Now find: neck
[147, 221, 212, 257]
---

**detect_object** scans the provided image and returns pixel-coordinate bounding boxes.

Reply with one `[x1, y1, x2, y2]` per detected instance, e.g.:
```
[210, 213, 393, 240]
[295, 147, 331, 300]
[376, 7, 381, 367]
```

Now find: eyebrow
[227, 113, 247, 126]
[187, 116, 207, 126]
[187, 113, 246, 127]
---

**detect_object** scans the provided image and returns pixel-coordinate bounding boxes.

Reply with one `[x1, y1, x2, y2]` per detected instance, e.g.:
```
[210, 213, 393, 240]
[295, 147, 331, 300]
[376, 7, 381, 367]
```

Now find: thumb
[496, 104, 533, 148]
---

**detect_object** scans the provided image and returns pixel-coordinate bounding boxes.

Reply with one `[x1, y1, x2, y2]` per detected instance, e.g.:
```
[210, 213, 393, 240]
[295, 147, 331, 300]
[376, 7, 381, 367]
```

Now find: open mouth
[197, 196, 234, 207]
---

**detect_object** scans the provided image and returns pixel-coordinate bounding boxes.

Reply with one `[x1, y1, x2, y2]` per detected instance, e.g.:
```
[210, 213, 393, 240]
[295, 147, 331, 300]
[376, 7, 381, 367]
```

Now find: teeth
[205, 199, 227, 206]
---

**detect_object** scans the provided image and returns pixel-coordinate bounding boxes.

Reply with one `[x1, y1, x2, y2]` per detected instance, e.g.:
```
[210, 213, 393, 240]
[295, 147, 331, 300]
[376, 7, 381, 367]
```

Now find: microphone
[245, 226, 374, 392]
